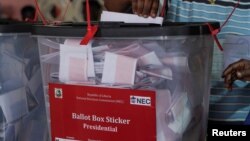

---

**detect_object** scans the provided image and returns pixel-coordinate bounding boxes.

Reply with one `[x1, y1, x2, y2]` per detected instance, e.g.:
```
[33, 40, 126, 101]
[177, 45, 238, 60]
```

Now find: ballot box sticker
[49, 83, 156, 141]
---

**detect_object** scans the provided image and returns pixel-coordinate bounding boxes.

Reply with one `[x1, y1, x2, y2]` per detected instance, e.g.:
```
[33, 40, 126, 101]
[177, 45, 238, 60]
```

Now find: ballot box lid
[32, 22, 220, 37]
[0, 19, 31, 33]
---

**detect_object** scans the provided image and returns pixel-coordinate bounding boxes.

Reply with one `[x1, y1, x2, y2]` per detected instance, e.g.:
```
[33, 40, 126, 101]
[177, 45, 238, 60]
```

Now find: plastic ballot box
[33, 22, 219, 141]
[0, 21, 49, 141]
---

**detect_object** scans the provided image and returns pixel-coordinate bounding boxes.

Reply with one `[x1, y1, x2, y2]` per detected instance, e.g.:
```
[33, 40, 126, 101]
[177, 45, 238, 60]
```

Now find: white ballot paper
[102, 52, 137, 85]
[101, 11, 163, 25]
[139, 52, 163, 66]
[166, 92, 192, 135]
[156, 89, 178, 141]
[59, 44, 88, 83]
[0, 87, 28, 123]
[64, 39, 81, 46]
[64, 39, 95, 79]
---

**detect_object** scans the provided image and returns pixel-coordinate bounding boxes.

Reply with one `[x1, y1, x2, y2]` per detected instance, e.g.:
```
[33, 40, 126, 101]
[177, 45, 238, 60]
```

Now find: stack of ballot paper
[57, 39, 173, 88]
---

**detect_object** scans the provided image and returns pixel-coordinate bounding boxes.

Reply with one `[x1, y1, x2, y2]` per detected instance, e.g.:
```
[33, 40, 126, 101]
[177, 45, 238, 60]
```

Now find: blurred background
[0, 0, 166, 22]
[0, 0, 104, 22]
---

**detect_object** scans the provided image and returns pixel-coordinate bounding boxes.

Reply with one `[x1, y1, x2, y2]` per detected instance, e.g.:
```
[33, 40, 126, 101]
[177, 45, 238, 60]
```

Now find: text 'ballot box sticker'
[49, 83, 156, 141]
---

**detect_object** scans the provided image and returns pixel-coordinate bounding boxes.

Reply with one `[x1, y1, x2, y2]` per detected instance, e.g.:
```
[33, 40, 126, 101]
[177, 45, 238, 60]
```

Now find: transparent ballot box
[33, 22, 219, 141]
[0, 22, 48, 141]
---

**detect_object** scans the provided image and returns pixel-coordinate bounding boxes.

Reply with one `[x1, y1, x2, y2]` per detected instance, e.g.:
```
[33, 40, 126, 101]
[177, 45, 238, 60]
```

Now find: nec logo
[130, 96, 151, 106]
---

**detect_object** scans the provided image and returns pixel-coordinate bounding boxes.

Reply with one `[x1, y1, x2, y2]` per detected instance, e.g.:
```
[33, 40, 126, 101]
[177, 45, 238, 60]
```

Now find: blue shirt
[167, 0, 250, 124]
[167, 0, 250, 37]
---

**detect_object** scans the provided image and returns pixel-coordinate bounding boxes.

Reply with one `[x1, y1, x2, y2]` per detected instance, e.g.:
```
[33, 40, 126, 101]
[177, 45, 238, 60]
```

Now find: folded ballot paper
[101, 11, 164, 25]
[59, 40, 95, 84]
[102, 52, 137, 85]
[59, 44, 88, 83]
[0, 87, 28, 124]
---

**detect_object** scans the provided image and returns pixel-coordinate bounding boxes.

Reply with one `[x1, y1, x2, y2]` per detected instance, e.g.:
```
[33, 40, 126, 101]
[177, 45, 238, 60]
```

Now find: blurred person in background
[0, 0, 34, 21]
[50, 0, 103, 22]
[82, 0, 102, 21]
[0, 0, 104, 22]
[0, 4, 15, 20]
[21, 5, 36, 21]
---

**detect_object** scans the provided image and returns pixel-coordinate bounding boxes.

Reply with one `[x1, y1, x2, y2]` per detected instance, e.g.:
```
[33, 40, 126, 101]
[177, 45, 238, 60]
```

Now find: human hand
[131, 0, 160, 18]
[222, 59, 250, 90]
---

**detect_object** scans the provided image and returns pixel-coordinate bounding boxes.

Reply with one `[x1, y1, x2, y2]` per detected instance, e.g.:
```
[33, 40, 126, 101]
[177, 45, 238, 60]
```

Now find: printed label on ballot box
[49, 83, 156, 141]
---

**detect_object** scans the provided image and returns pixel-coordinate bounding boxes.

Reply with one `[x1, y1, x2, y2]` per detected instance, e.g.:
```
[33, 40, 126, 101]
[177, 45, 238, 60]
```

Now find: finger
[224, 76, 234, 90]
[224, 73, 232, 85]
[132, 0, 138, 14]
[142, 0, 152, 18]
[150, 0, 159, 18]
[224, 70, 236, 83]
[222, 59, 246, 77]
[224, 71, 239, 90]
[137, 0, 144, 16]
[236, 70, 250, 81]
[231, 72, 238, 82]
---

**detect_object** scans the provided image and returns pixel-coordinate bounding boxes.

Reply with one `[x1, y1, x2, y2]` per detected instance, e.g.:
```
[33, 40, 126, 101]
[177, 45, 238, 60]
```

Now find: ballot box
[0, 21, 49, 141]
[33, 22, 219, 141]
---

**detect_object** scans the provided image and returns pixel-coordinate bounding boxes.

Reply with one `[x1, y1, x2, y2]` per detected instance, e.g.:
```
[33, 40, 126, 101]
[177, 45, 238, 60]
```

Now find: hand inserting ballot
[222, 59, 250, 90]
[131, 0, 160, 18]
[104, 0, 160, 18]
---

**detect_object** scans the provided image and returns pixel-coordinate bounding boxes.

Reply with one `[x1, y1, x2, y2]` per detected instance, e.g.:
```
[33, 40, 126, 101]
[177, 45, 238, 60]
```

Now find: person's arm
[104, 0, 160, 18]
[104, 0, 131, 13]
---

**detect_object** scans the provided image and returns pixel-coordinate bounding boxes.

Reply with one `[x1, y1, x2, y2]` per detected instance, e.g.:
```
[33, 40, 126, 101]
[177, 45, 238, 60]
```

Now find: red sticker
[49, 83, 156, 141]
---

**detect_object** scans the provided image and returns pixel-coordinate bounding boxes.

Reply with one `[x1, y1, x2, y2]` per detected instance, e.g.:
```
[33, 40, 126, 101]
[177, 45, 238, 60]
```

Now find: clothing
[168, 0, 250, 37]
[167, 0, 250, 124]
